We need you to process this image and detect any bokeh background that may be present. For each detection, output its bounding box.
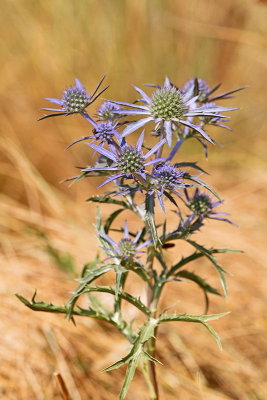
[1,0,267,399]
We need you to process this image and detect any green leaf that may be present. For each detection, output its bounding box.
[75,285,151,316]
[159,312,229,350]
[184,175,221,201]
[87,195,130,209]
[104,208,125,233]
[176,269,221,313]
[66,264,115,319]
[186,240,228,296]
[174,162,208,174]
[176,270,221,296]
[168,247,241,277]
[103,318,159,399]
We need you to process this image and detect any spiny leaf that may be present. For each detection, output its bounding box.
[87,195,130,209]
[174,162,208,174]
[186,240,228,296]
[168,247,242,277]
[103,318,159,399]
[184,175,221,201]
[66,264,115,319]
[104,208,125,233]
[176,270,221,296]
[76,285,151,316]
[159,312,229,350]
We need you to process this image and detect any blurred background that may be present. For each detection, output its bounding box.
[1,0,267,399]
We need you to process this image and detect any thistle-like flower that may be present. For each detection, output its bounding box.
[83,131,165,187]
[111,77,236,146]
[40,76,108,121]
[97,101,121,121]
[182,77,247,104]
[66,120,121,150]
[98,222,148,267]
[185,188,234,224]
[150,162,187,211]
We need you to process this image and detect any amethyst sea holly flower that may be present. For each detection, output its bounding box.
[66,120,121,150]
[182,77,247,104]
[111,77,236,147]
[40,76,108,122]
[83,131,165,187]
[150,162,187,212]
[185,188,234,225]
[98,222,149,267]
[97,101,121,121]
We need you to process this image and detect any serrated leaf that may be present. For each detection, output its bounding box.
[103,318,159,399]
[104,208,125,233]
[87,195,130,209]
[176,269,221,313]
[168,247,241,277]
[119,349,144,400]
[66,264,115,319]
[174,162,208,174]
[175,270,221,296]
[76,285,151,316]
[159,312,229,350]
[184,175,221,201]
[186,240,228,296]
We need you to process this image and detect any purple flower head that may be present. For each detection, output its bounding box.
[182,78,210,102]
[185,188,234,225]
[153,163,185,191]
[149,162,187,212]
[66,120,121,150]
[83,131,165,188]
[97,101,121,121]
[111,77,236,147]
[98,221,149,266]
[40,76,108,121]
[93,121,120,143]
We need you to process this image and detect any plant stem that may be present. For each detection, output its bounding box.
[144,227,159,399]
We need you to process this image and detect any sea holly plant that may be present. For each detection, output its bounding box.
[17,76,245,400]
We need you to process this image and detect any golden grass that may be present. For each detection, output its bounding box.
[1,0,267,398]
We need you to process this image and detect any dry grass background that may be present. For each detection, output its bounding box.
[1,0,267,399]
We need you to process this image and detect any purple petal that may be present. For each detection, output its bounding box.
[208,216,236,225]
[164,121,173,147]
[98,174,123,187]
[208,86,248,101]
[87,143,117,161]
[133,230,142,245]
[115,109,149,115]
[133,86,151,104]
[122,117,153,137]
[157,192,166,213]
[136,130,145,151]
[110,100,148,110]
[124,221,129,239]
[75,78,85,91]
[45,97,62,105]
[177,120,214,144]
[145,138,166,159]
[81,111,97,127]
[144,157,165,166]
[66,136,93,150]
[98,231,118,248]
[163,76,171,88]
[41,107,63,112]
[83,166,118,172]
